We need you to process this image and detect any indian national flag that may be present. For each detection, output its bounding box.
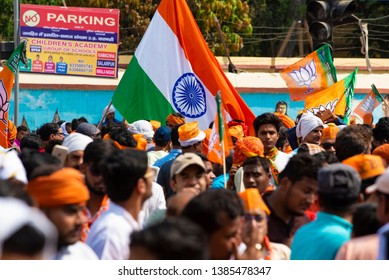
[0,41,26,148]
[280,44,337,101]
[112,0,255,133]
[304,69,357,124]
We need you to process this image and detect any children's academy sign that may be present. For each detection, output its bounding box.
[19,4,120,78]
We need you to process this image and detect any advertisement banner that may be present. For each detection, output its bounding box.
[20,4,119,78]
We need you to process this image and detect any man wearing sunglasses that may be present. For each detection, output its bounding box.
[321,125,339,154]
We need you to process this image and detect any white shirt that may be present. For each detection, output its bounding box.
[147,150,168,166]
[274,150,292,173]
[86,202,141,260]
[53,241,98,260]
[141,182,166,225]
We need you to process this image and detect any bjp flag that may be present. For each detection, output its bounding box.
[304,69,357,124]
[207,92,232,166]
[280,44,337,101]
[352,84,383,124]
[0,41,26,148]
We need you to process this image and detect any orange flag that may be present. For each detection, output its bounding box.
[0,41,26,148]
[352,84,383,124]
[304,69,357,124]
[207,92,232,165]
[280,44,337,101]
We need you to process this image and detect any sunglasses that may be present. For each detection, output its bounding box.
[244,213,265,222]
[322,142,335,149]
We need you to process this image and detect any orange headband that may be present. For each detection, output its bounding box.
[239,188,270,215]
[27,168,89,208]
[233,136,264,165]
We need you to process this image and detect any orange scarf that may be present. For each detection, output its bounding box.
[264,148,280,186]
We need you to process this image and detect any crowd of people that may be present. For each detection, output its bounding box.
[1,102,389,260]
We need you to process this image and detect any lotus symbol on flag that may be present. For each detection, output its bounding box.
[307,99,338,116]
[361,96,375,112]
[288,59,317,93]
[172,73,207,118]
[0,80,9,123]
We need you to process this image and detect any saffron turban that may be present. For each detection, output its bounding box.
[27,168,90,208]
[373,144,389,164]
[296,113,324,140]
[239,188,270,215]
[166,114,185,126]
[343,154,386,180]
[233,136,264,165]
[321,124,340,141]
[228,120,248,136]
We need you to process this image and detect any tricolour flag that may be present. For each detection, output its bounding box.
[304,69,357,124]
[0,41,26,148]
[207,92,232,165]
[352,84,383,124]
[280,44,337,101]
[112,0,255,134]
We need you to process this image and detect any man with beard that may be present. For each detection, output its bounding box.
[295,113,325,149]
[79,139,117,242]
[62,133,93,170]
[26,168,98,259]
[262,153,321,247]
[86,149,153,259]
[36,123,65,153]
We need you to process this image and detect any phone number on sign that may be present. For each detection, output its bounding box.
[211,266,271,276]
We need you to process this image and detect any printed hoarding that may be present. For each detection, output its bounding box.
[20,4,119,78]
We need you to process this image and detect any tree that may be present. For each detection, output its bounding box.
[187,0,253,55]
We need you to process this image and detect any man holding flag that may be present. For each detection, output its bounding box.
[0,41,27,149]
[112,0,255,134]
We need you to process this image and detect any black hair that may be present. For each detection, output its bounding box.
[36,123,60,141]
[105,124,137,148]
[373,117,389,144]
[253,112,282,135]
[19,149,61,180]
[20,134,43,151]
[77,117,88,123]
[130,217,208,260]
[335,125,373,161]
[352,202,381,237]
[2,224,45,258]
[17,126,28,133]
[181,189,244,235]
[101,149,148,202]
[170,124,182,147]
[0,180,34,206]
[275,101,288,114]
[276,126,288,150]
[242,156,271,174]
[71,118,79,131]
[278,153,321,185]
[83,139,118,165]
[313,151,339,165]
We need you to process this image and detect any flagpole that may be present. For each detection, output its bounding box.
[13,0,20,125]
[372,84,389,110]
[97,100,112,129]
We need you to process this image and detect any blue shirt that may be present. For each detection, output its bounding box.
[153,149,182,168]
[211,174,229,189]
[291,212,352,260]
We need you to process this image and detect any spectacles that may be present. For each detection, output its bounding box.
[55,132,65,137]
[322,142,335,149]
[244,213,265,222]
